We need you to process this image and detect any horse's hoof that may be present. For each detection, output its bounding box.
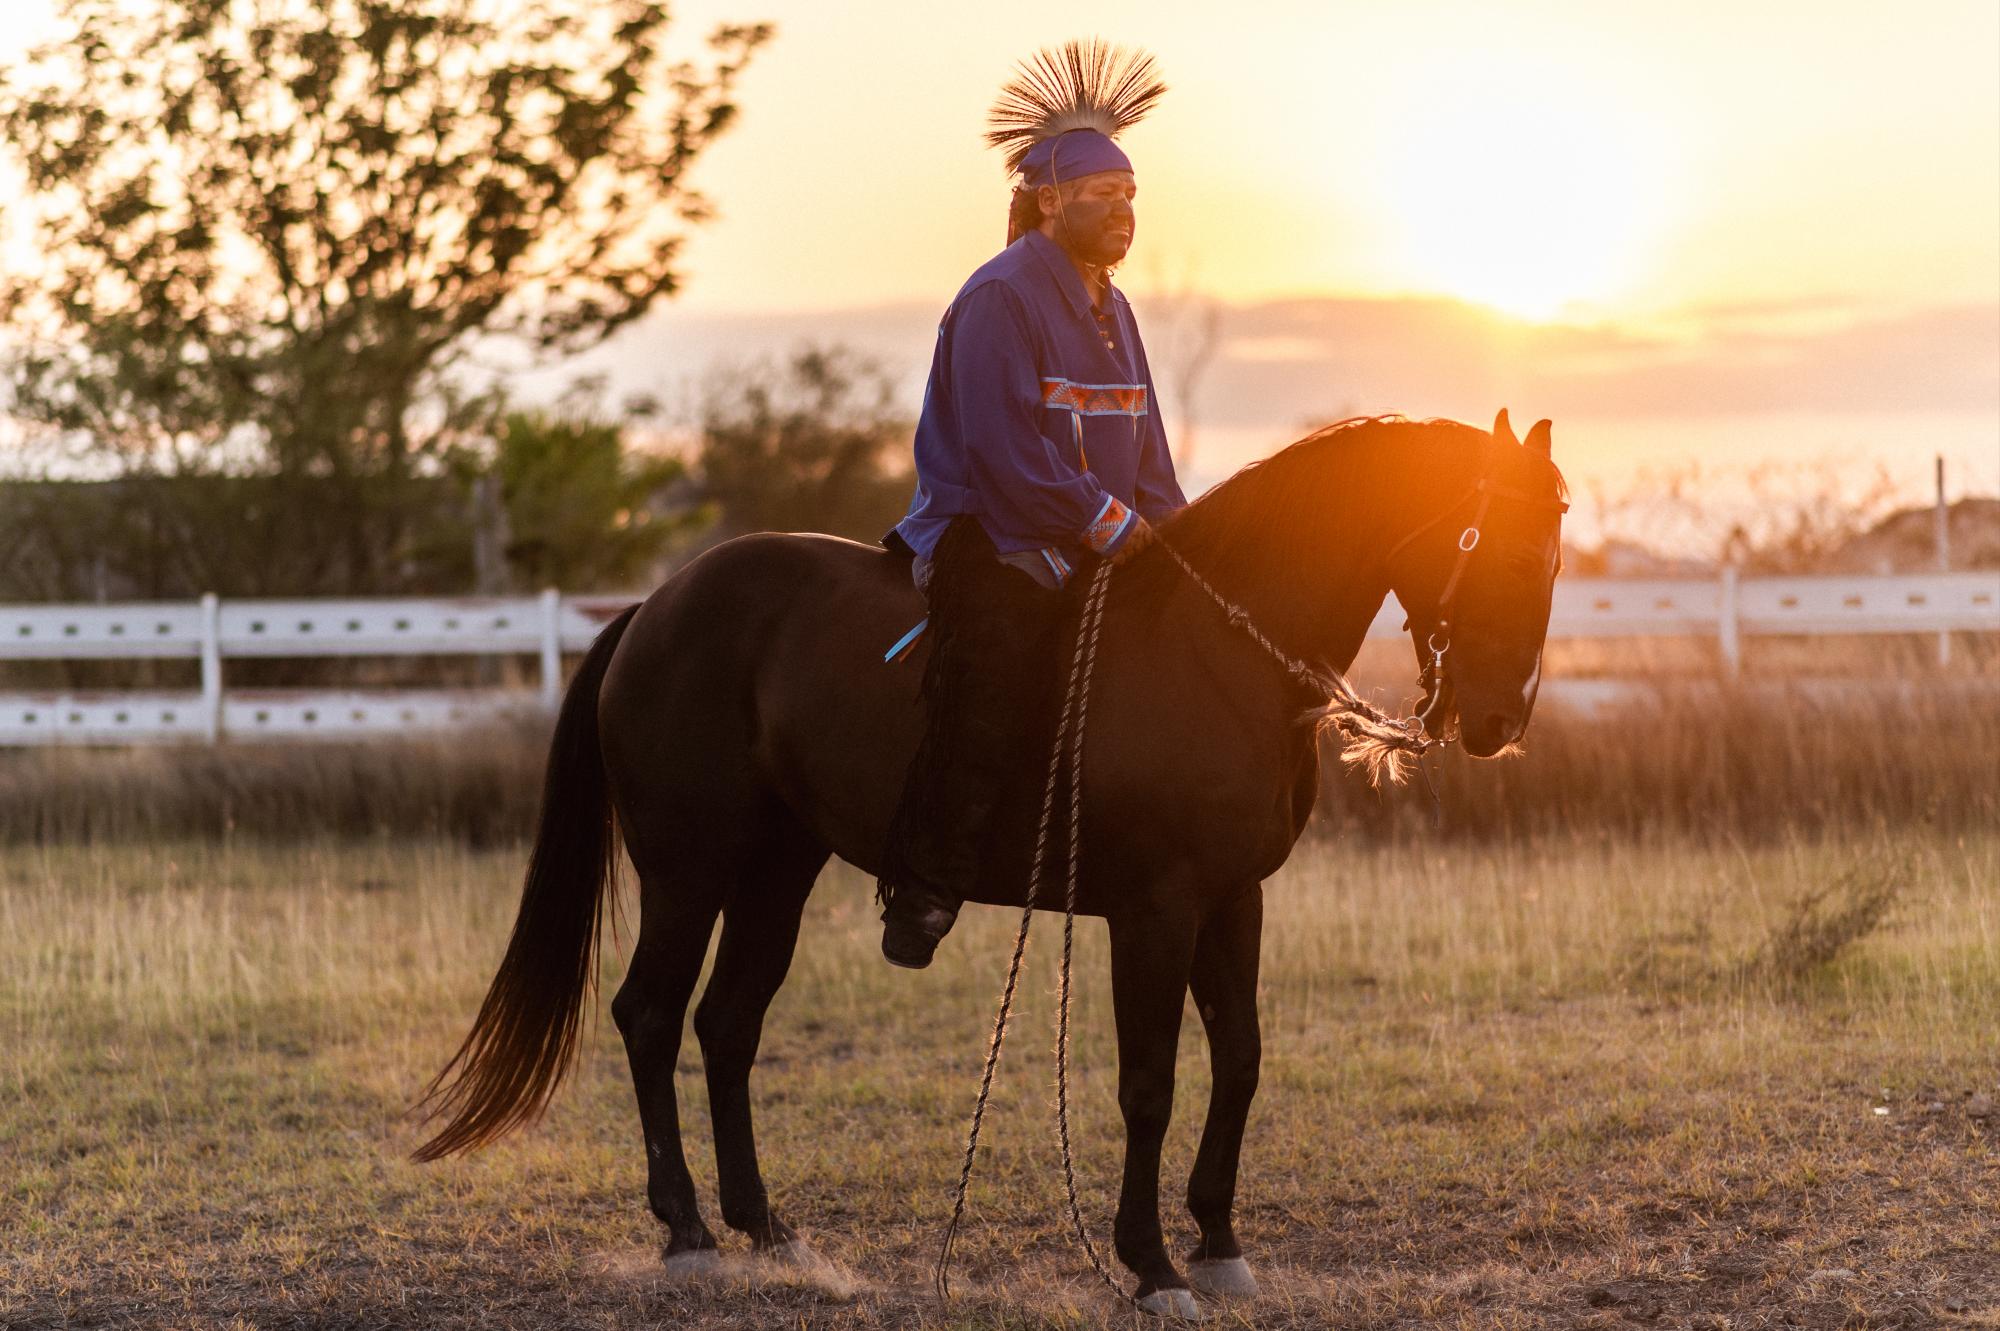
[1187,1257,1260,1299]
[1135,1287,1207,1320]
[661,1247,723,1278]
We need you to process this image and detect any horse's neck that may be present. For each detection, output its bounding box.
[1161,440,1450,676]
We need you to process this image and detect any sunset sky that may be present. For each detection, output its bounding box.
[3,0,1996,522]
[662,0,1997,321]
[591,0,2000,520]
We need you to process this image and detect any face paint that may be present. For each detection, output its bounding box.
[1050,172,1136,268]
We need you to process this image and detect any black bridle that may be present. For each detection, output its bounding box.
[1383,475,1571,736]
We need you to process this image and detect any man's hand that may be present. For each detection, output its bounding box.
[1109,514,1157,566]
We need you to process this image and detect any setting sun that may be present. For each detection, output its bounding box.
[1371,59,1677,320]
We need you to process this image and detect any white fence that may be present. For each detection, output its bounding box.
[0,591,633,745]
[0,571,1993,745]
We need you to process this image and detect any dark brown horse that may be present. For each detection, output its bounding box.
[416,411,1568,1316]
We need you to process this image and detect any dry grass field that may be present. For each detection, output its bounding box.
[3,675,1995,847]
[3,826,1995,1329]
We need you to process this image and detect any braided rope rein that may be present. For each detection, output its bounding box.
[1155,541,1435,784]
[1051,567,1128,1301]
[938,542,1439,1305]
[936,564,1128,1304]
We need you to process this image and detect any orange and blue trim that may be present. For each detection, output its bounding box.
[1040,378,1148,416]
[1083,495,1135,555]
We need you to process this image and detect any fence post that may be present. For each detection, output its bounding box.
[538,589,563,712]
[1718,565,1741,680]
[1936,454,1951,668]
[199,592,223,743]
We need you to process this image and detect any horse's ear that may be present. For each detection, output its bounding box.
[1492,409,1518,446]
[1524,418,1552,455]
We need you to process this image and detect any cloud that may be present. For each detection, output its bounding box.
[1181,297,1999,427]
[1519,303,2000,416]
[554,292,1998,436]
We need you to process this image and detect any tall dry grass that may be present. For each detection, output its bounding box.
[1317,681,1997,841]
[1,683,1988,845]
[0,728,544,845]
[4,832,1990,1072]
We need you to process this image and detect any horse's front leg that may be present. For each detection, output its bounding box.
[1107,897,1201,1315]
[1184,883,1264,1299]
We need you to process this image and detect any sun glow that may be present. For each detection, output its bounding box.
[1371,59,1678,320]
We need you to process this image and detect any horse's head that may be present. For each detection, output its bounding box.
[1388,409,1567,759]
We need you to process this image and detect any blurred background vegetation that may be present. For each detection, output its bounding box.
[0,347,916,600]
[0,0,915,603]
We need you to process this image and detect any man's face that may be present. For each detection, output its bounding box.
[1041,170,1137,267]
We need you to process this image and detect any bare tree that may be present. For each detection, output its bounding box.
[1138,260,1223,476]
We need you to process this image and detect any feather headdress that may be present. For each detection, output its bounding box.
[986,41,1167,179]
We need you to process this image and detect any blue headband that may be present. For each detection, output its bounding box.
[1019,130,1133,189]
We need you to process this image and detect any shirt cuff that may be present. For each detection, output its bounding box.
[1082,495,1136,555]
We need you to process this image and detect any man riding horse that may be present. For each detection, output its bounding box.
[416,34,1574,1313]
[878,45,1184,969]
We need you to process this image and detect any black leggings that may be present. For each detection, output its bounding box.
[881,518,1065,901]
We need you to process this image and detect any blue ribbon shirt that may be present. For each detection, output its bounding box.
[892,229,1187,580]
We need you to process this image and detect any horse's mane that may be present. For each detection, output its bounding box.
[1160,415,1492,587]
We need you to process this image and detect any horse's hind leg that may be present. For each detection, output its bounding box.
[611,867,727,1264]
[692,822,827,1252]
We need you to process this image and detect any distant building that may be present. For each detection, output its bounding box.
[1565,497,1998,578]
[1821,497,1999,575]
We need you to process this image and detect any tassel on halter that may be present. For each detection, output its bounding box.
[1314,706,1429,788]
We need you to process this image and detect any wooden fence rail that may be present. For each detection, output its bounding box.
[0,571,1993,744]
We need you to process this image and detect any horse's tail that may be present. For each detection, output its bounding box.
[412,603,641,1162]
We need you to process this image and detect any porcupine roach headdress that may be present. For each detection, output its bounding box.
[988,41,1166,245]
